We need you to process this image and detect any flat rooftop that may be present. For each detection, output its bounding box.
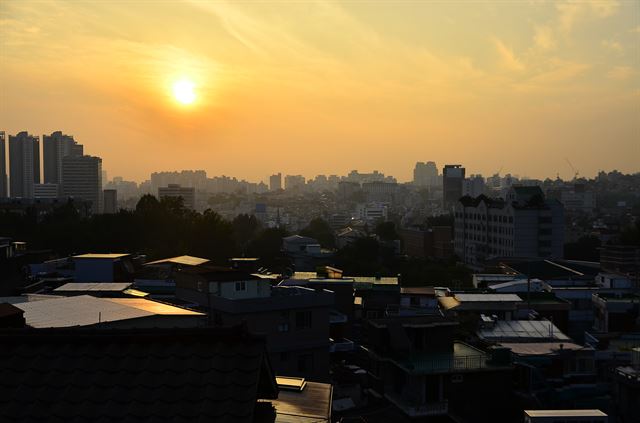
[13,295,204,328]
[54,283,132,292]
[479,320,570,342]
[455,293,522,302]
[525,409,607,417]
[73,253,130,259]
[145,255,209,266]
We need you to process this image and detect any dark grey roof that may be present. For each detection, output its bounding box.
[0,326,278,422]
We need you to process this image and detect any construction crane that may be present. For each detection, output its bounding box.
[564,158,579,181]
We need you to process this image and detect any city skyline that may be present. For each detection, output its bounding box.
[1,1,638,182]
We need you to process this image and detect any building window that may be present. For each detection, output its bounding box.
[451,374,464,383]
[278,311,290,332]
[235,281,247,291]
[296,311,312,330]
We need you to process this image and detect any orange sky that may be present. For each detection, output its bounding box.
[1,1,639,183]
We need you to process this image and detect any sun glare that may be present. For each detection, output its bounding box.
[172,79,196,105]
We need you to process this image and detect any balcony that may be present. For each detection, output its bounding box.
[383,342,510,374]
[385,392,448,417]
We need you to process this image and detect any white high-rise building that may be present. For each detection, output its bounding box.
[62,155,103,213]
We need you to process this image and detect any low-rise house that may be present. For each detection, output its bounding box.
[72,253,137,282]
[135,255,209,296]
[592,293,640,334]
[363,315,515,422]
[438,293,523,321]
[612,347,640,423]
[176,265,334,381]
[53,282,145,298]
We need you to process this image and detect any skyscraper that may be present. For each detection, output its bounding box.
[103,189,117,214]
[43,131,83,192]
[413,161,438,187]
[62,155,103,213]
[0,131,6,198]
[269,173,282,191]
[9,131,40,198]
[442,164,465,210]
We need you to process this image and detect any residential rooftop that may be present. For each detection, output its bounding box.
[145,255,210,266]
[73,253,131,259]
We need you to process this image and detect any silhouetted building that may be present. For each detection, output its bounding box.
[158,184,195,210]
[442,164,465,210]
[62,155,103,213]
[269,172,282,191]
[103,189,117,213]
[8,131,40,198]
[34,183,59,199]
[43,131,83,193]
[0,131,6,198]
[284,174,305,191]
[413,161,438,187]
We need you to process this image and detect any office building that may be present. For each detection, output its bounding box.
[8,131,40,198]
[158,184,195,210]
[454,186,564,267]
[103,189,117,213]
[413,161,438,187]
[43,131,83,192]
[269,173,282,191]
[442,164,465,210]
[0,131,6,198]
[62,155,103,213]
[34,183,59,199]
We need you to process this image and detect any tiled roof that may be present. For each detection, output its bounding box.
[0,326,278,422]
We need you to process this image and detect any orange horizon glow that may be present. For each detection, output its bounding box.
[0,1,638,183]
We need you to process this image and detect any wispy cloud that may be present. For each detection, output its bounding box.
[493,37,525,71]
[601,39,623,52]
[607,66,635,80]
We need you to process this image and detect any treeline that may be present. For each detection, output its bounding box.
[1,196,471,286]
[0,195,287,265]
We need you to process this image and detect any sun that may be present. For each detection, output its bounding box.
[172,79,196,105]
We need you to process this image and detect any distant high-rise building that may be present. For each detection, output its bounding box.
[0,131,6,198]
[463,174,485,198]
[43,131,83,193]
[413,161,438,187]
[269,173,282,191]
[158,184,195,210]
[103,189,117,214]
[9,131,40,198]
[62,155,103,213]
[34,183,59,199]
[442,164,465,210]
[284,175,305,191]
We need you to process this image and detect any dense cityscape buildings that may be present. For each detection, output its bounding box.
[8,131,40,199]
[1,131,639,422]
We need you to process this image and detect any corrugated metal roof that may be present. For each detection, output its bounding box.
[145,255,210,266]
[479,320,569,341]
[73,253,130,259]
[54,283,132,292]
[13,295,204,328]
[524,409,606,417]
[455,293,522,302]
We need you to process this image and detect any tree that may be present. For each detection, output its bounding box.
[300,218,335,248]
[375,221,399,242]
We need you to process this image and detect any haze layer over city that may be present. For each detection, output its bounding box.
[1,1,639,182]
[1,2,640,423]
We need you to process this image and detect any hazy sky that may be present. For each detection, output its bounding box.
[1,0,638,183]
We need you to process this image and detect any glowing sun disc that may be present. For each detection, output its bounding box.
[173,79,196,104]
